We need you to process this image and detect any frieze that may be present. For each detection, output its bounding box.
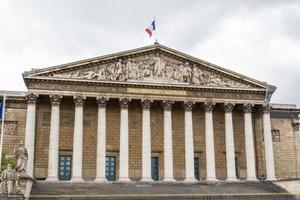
[43,53,253,89]
[27,82,265,101]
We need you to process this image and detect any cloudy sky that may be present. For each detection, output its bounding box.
[0,0,299,106]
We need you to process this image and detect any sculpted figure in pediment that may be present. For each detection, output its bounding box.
[140,61,153,77]
[207,73,225,86]
[192,67,206,85]
[126,58,140,80]
[153,56,166,77]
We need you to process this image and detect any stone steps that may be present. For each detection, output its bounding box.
[30,181,299,200]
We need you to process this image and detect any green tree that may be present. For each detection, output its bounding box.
[1,150,16,171]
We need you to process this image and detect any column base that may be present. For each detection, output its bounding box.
[225,177,239,182]
[163,177,176,182]
[45,176,59,182]
[206,177,219,182]
[71,177,84,182]
[94,177,108,183]
[184,177,198,183]
[246,177,259,181]
[118,177,131,182]
[141,177,153,182]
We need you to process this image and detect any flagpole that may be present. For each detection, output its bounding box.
[154,16,158,43]
[0,93,6,169]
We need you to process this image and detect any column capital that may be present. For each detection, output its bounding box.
[204,101,215,112]
[163,100,174,111]
[26,93,38,104]
[184,101,195,111]
[120,97,131,109]
[224,102,235,113]
[97,97,109,108]
[261,103,272,113]
[50,94,62,106]
[74,95,86,107]
[141,99,153,110]
[243,103,254,113]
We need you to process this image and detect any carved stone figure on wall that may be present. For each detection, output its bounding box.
[14,142,28,176]
[207,73,225,86]
[115,59,125,81]
[126,59,140,80]
[153,56,166,77]
[83,70,97,80]
[0,164,19,195]
[192,67,205,85]
[95,67,107,80]
[179,62,191,83]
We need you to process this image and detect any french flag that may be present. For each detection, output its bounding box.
[145,20,156,37]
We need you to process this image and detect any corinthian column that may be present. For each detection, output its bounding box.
[163,100,175,182]
[224,103,237,181]
[46,95,62,181]
[141,99,153,182]
[24,93,38,177]
[204,101,218,181]
[184,101,197,182]
[118,97,131,182]
[95,97,108,182]
[262,104,276,181]
[243,103,257,181]
[71,95,85,182]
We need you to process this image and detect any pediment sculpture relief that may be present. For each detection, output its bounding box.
[48,55,251,88]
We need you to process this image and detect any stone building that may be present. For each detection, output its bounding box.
[1,43,300,183]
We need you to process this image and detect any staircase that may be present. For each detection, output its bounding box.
[30,181,298,200]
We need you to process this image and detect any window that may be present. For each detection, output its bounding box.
[59,155,72,181]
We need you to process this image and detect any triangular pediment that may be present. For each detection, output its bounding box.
[23,44,267,90]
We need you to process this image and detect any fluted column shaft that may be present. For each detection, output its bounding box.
[163,100,175,182]
[204,102,218,181]
[24,93,38,177]
[141,99,153,182]
[118,98,131,182]
[262,104,276,180]
[71,96,85,182]
[95,97,108,182]
[184,101,197,182]
[243,104,257,181]
[46,95,62,181]
[224,103,237,181]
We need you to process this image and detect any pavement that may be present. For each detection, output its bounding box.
[30,181,299,200]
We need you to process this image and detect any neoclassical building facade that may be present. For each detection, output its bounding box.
[1,44,300,183]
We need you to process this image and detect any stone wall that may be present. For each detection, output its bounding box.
[271,116,298,179]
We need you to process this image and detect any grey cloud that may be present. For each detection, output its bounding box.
[0,0,299,106]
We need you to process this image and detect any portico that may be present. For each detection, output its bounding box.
[25,93,276,182]
[21,43,278,182]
